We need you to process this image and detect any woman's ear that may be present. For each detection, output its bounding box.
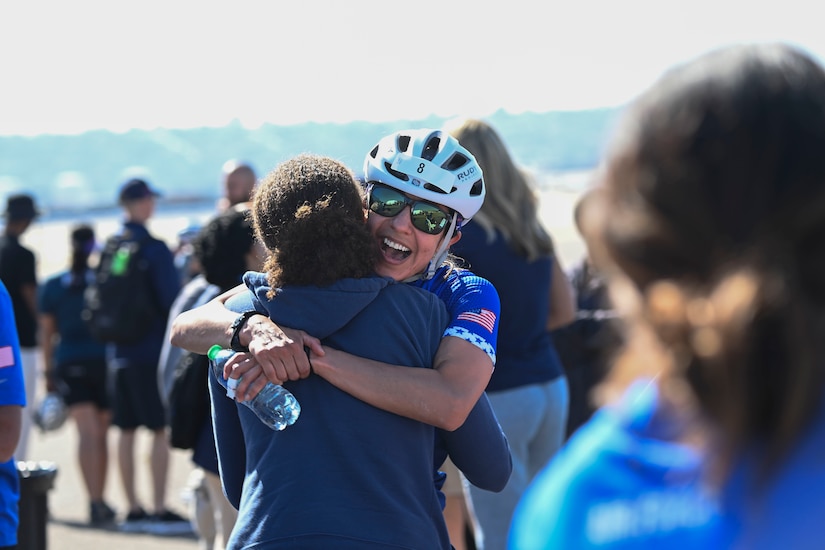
[449,230,462,247]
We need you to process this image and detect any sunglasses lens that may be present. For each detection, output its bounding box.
[411,203,449,235]
[369,186,406,217]
[368,185,450,235]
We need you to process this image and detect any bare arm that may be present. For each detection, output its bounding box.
[184,283,493,430]
[169,284,244,354]
[21,282,38,330]
[547,255,576,331]
[39,313,58,393]
[170,283,322,378]
[0,405,21,462]
[235,335,493,431]
[318,337,492,430]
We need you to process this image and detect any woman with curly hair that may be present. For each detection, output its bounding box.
[211,154,509,549]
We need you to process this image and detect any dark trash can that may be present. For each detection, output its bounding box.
[17,461,58,550]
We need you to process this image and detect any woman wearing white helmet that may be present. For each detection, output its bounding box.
[172,128,499,433]
[363,128,485,281]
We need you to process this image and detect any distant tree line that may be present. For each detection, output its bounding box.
[0,108,620,211]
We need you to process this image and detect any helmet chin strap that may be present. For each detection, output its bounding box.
[402,213,459,283]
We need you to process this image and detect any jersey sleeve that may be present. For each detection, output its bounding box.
[439,391,512,491]
[0,282,26,406]
[414,267,500,366]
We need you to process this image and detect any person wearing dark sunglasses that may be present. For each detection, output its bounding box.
[171,129,503,547]
[203,154,508,548]
[172,128,497,433]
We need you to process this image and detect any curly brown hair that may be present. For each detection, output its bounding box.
[252,154,377,296]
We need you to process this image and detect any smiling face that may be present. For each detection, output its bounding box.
[366,188,461,281]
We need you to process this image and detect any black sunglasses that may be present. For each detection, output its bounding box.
[367,184,452,235]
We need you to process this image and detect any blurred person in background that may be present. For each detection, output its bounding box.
[159,208,263,549]
[172,221,203,285]
[216,160,257,213]
[510,42,825,549]
[38,224,115,525]
[551,188,623,439]
[0,193,41,461]
[446,118,575,550]
[105,178,188,534]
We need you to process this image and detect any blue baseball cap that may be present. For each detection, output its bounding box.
[119,178,161,204]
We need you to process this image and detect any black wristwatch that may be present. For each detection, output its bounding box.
[230,310,264,352]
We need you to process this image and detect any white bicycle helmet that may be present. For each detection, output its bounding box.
[364,128,485,222]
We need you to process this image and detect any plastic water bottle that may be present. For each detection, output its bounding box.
[207,345,301,431]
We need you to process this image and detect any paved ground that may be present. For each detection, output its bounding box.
[25,420,200,550]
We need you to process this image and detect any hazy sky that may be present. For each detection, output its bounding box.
[1,0,822,136]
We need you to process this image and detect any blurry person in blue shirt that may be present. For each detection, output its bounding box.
[510,42,825,550]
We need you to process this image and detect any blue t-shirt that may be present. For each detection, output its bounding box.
[0,280,26,546]
[38,270,106,365]
[509,379,825,550]
[451,224,564,391]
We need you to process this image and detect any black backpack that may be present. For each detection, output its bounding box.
[83,233,158,344]
[168,350,210,450]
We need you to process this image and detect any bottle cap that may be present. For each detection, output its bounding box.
[207,345,223,360]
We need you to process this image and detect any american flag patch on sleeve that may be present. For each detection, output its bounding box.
[0,346,14,368]
[456,308,497,333]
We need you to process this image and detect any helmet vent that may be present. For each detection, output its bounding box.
[397,135,411,152]
[369,145,379,159]
[422,135,441,161]
[384,161,410,182]
[423,183,450,195]
[470,179,484,196]
[442,153,469,171]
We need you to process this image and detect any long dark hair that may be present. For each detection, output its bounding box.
[68,224,95,288]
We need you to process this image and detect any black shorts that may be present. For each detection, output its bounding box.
[110,362,167,430]
[55,358,110,409]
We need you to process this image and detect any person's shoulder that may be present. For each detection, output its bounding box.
[429,265,495,290]
[40,272,70,296]
[386,277,444,304]
[42,270,68,287]
[448,268,499,301]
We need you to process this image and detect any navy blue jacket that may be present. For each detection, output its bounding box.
[213,273,509,548]
[109,222,180,366]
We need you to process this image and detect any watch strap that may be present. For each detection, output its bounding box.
[230,310,264,352]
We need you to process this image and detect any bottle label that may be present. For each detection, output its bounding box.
[226,377,239,399]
